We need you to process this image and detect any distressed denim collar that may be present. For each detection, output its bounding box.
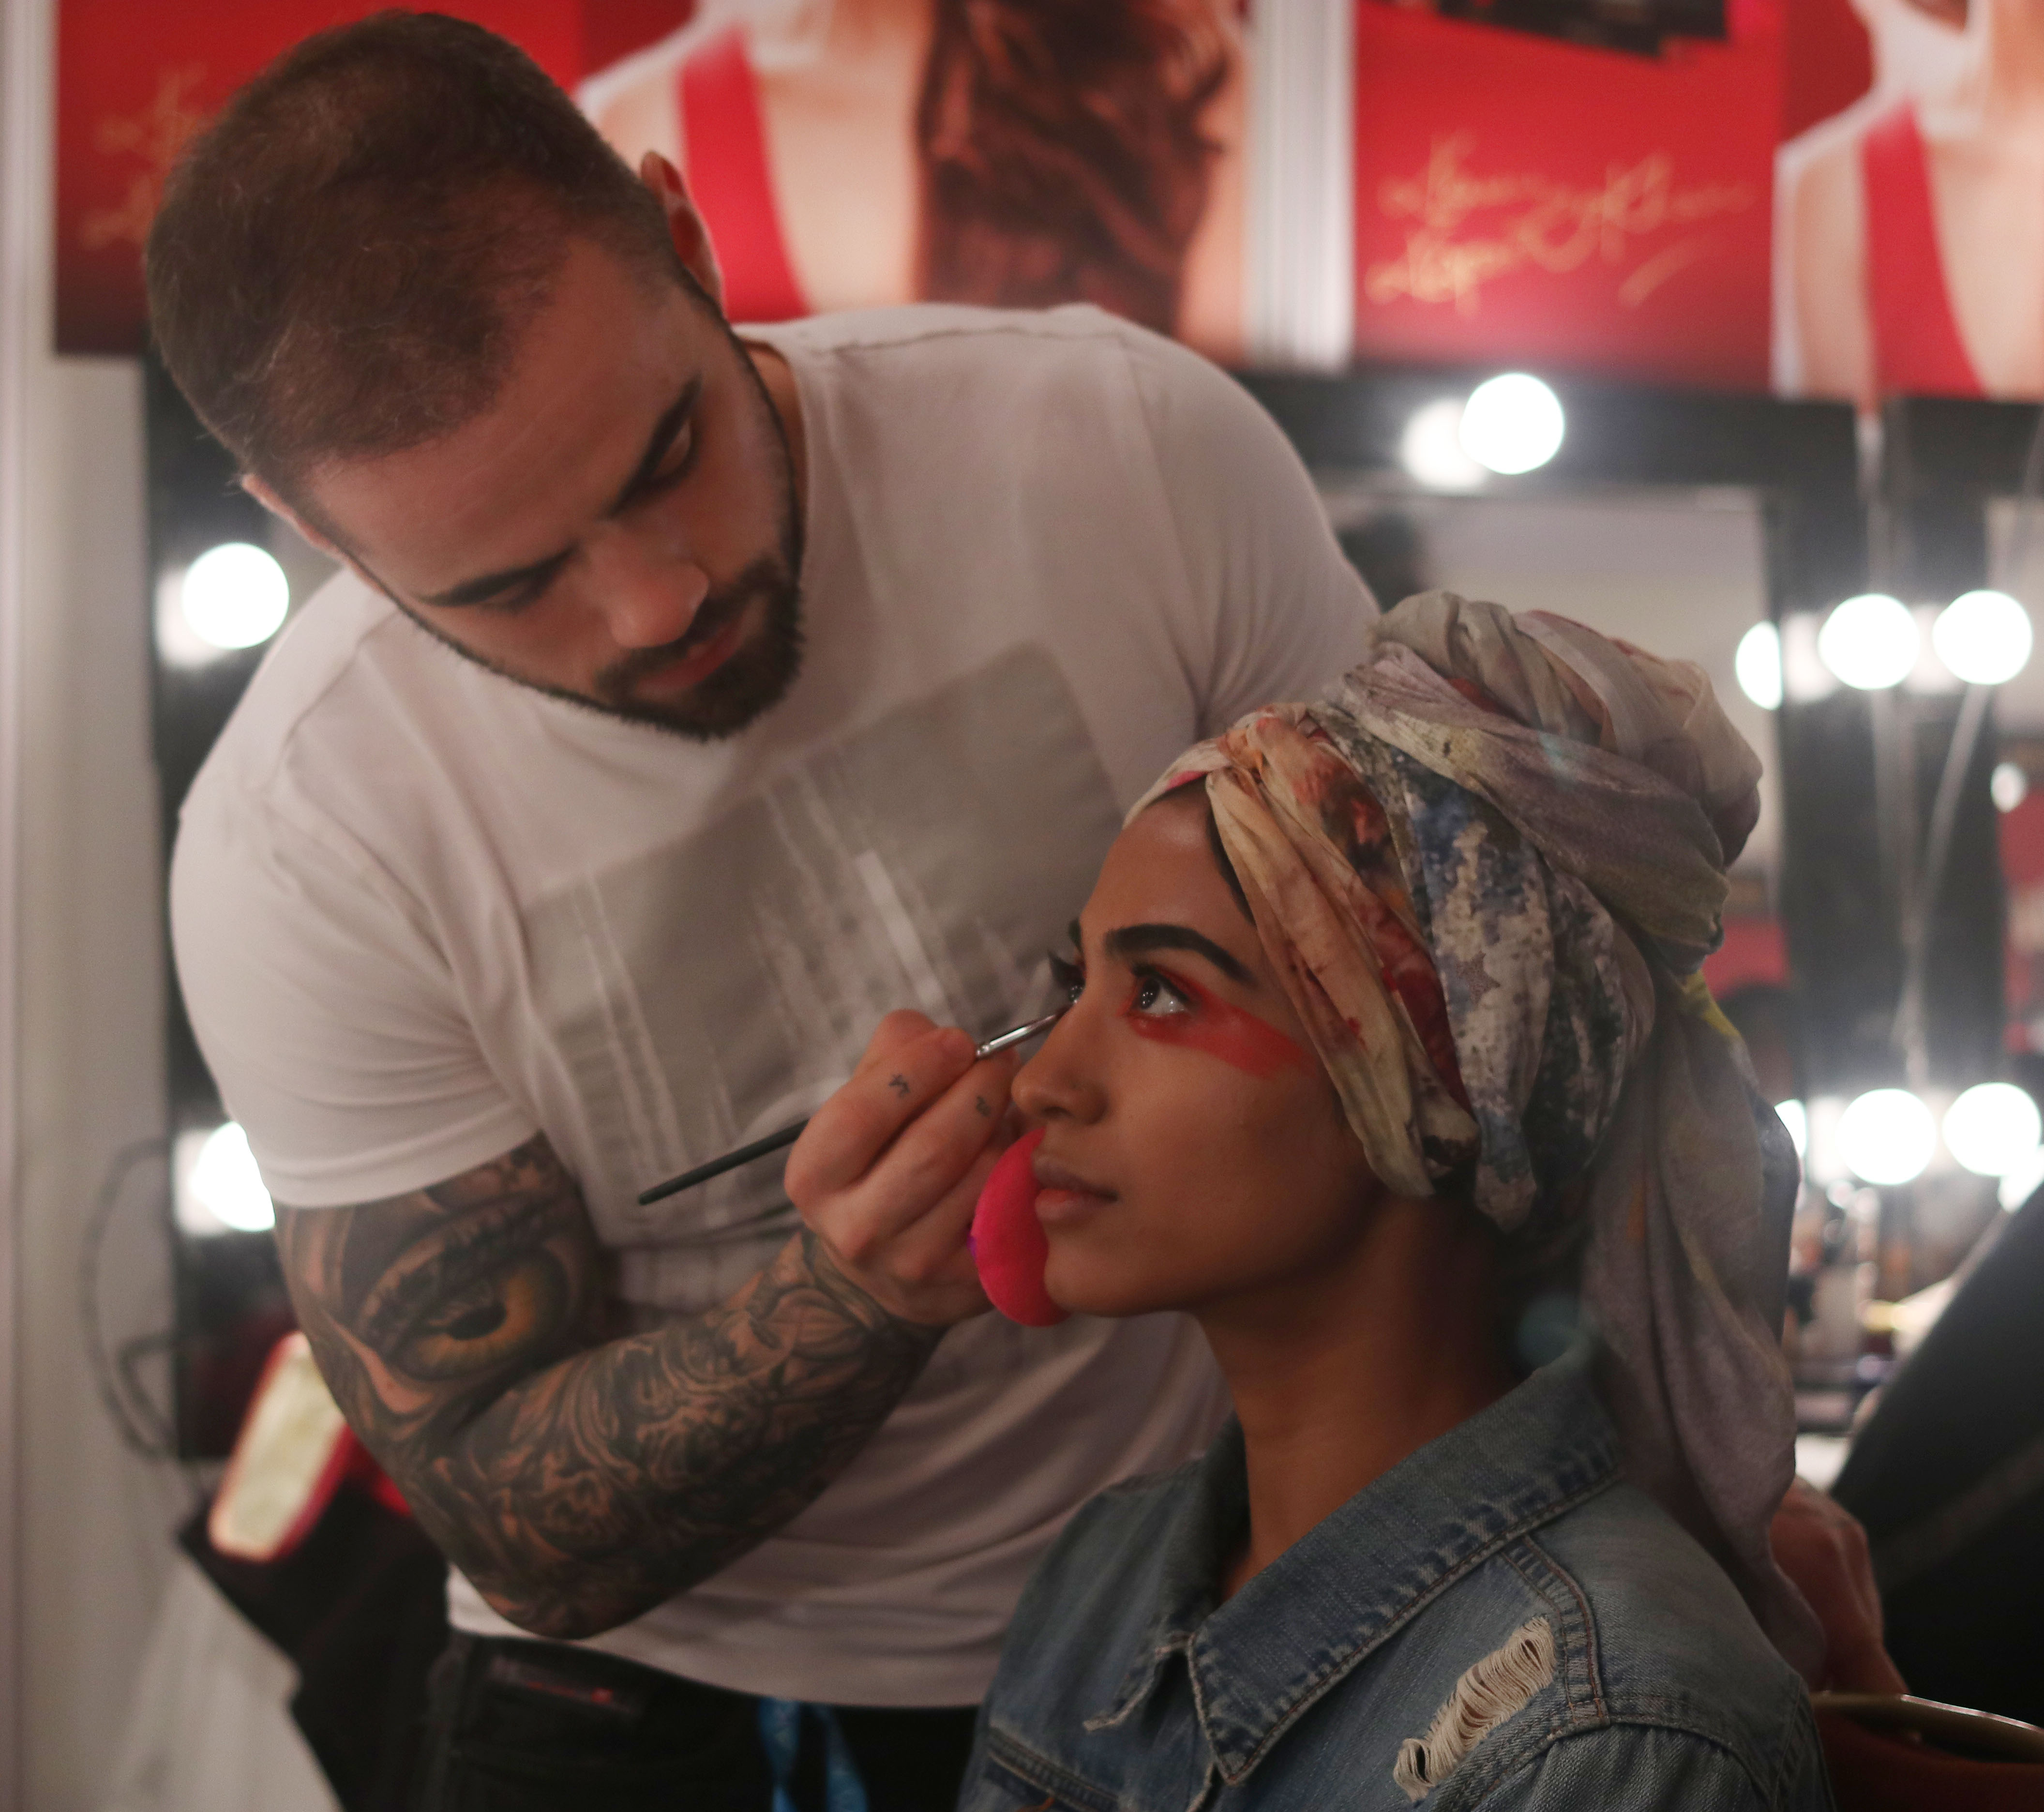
[1085,1346,1620,1786]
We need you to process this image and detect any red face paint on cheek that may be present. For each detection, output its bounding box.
[1122,970,1314,1078]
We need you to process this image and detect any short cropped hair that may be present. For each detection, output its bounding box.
[146,11,682,499]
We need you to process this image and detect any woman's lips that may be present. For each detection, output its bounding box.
[1032,1151,1116,1224]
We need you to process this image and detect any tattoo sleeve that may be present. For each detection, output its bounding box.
[272,1133,944,1640]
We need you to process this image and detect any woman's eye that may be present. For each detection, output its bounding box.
[1130,968,1192,1019]
[1047,952,1084,1005]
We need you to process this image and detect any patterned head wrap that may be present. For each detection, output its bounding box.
[1131,592,1820,1676]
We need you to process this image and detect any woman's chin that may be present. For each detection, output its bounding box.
[1041,1247,1187,1321]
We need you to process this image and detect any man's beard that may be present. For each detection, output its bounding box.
[587,551,804,740]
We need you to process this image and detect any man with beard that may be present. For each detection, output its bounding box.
[151,15,1367,1808]
[151,15,1897,1810]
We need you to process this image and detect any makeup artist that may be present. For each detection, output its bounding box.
[149,15,1368,1806]
[147,15,1897,1810]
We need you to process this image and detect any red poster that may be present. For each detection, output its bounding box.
[69,0,2019,406]
[1352,1,1783,389]
[54,0,1249,360]
[54,2,691,355]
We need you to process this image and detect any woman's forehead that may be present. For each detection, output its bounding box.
[1090,798,1253,950]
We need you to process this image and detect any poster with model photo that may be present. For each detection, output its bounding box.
[53,0,1256,363]
[1775,0,2044,403]
[578,0,1252,361]
[59,0,1999,400]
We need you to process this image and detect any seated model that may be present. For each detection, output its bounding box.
[959,594,1833,1810]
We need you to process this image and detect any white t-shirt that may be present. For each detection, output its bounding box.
[172,304,1375,1705]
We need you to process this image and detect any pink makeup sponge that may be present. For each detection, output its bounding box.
[970,1127,1068,1328]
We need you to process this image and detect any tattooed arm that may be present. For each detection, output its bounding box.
[273,1012,1009,1640]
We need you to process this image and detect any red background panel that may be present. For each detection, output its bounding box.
[55,1,596,354]
[56,0,1882,376]
[1352,3,1784,389]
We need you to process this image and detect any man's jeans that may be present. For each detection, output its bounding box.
[414,1633,977,1812]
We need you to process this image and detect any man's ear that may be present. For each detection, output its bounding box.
[240,473,384,597]
[240,472,345,557]
[639,151,725,313]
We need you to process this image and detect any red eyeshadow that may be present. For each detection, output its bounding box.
[1121,968,1314,1079]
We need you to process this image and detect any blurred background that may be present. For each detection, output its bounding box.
[9,0,2044,1805]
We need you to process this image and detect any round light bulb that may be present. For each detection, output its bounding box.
[1400,397,1485,490]
[1942,1082,2042,1177]
[1993,761,2029,812]
[180,543,289,651]
[1836,1087,1937,1185]
[1735,621,1784,710]
[1773,1098,1808,1162]
[1458,373,1565,476]
[1818,593,1919,691]
[190,1122,275,1233]
[1932,589,2033,686]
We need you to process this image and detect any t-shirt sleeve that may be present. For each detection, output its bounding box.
[170,784,537,1208]
[1123,329,1377,736]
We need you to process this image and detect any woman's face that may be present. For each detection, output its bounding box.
[1012,789,1381,1322]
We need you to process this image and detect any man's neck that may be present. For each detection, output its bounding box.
[744,339,810,524]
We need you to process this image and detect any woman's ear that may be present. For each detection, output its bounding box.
[639,151,725,313]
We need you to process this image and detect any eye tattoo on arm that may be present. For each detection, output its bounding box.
[273,1132,943,1641]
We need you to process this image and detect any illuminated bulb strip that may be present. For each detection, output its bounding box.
[1735,622,1783,710]
[1836,1087,1936,1185]
[1933,590,2033,687]
[1400,397,1485,490]
[1943,1082,2042,1178]
[1818,594,1918,692]
[180,543,289,652]
[1458,374,1564,476]
[190,1122,275,1233]
[1773,1098,1808,1161]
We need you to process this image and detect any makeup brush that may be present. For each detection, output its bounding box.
[635,1008,1067,1206]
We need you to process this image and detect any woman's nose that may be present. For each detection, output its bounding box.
[1012,1006,1107,1125]
[586,526,711,649]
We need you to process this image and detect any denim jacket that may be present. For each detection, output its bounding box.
[962,1347,1833,1812]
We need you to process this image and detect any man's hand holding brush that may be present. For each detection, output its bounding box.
[785,1009,1019,1327]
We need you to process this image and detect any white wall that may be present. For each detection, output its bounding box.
[0,0,28,1792]
[5,0,196,1802]
[18,353,190,1812]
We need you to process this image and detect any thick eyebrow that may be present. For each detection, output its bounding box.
[417,375,703,609]
[1100,922,1255,987]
